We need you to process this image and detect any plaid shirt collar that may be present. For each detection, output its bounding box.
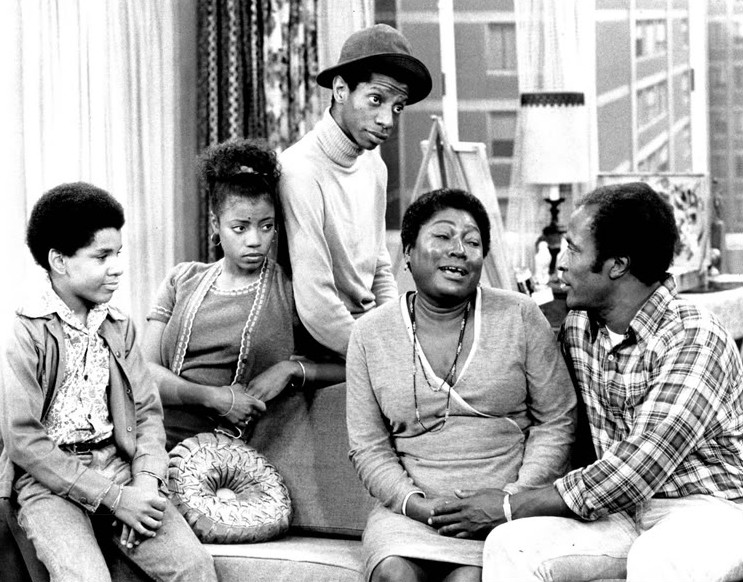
[585,274,676,344]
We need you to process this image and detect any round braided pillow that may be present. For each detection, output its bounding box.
[168,432,292,543]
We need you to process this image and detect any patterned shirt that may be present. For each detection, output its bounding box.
[555,276,743,521]
[41,282,114,445]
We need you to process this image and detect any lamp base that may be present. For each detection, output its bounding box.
[536,197,566,282]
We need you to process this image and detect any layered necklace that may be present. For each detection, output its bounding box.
[408,292,471,433]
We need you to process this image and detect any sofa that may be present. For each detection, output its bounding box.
[3,382,375,582]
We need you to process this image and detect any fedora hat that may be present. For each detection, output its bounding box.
[317,24,432,105]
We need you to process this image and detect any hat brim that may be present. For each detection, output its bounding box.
[317,53,433,106]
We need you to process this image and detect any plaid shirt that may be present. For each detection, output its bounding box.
[555,276,743,521]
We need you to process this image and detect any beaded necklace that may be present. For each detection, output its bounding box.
[408,292,471,433]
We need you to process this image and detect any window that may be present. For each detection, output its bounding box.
[709,22,726,49]
[711,155,726,180]
[735,21,743,47]
[711,114,728,135]
[486,23,516,73]
[639,143,670,173]
[636,19,667,58]
[637,81,668,127]
[489,112,517,158]
[679,18,689,50]
[735,111,743,135]
[710,66,727,89]
[735,66,743,89]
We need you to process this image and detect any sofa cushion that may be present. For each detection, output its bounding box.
[249,383,374,536]
[206,535,364,582]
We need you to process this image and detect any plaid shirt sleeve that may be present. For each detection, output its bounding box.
[556,309,742,521]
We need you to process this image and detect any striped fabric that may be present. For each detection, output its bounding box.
[556,276,743,521]
[196,0,322,262]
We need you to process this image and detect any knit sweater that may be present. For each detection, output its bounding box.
[279,109,397,357]
[347,288,577,512]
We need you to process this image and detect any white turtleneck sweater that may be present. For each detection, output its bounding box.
[279,109,398,358]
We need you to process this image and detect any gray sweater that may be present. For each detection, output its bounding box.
[347,288,577,512]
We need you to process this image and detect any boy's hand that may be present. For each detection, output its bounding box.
[113,484,166,548]
[116,473,164,548]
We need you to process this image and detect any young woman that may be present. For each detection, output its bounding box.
[143,139,344,449]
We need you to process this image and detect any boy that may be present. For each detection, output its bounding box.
[0,183,217,581]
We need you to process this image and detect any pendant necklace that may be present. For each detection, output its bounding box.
[408,292,471,433]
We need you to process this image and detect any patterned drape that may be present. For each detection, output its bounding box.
[196,0,322,261]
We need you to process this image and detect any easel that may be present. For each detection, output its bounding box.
[394,116,516,292]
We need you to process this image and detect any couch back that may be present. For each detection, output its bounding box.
[249,383,374,537]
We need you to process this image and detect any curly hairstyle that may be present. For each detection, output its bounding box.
[26,182,125,271]
[580,181,679,285]
[198,139,281,217]
[401,188,491,257]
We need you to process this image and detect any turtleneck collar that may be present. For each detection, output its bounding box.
[317,108,364,168]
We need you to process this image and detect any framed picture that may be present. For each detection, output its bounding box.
[596,173,709,290]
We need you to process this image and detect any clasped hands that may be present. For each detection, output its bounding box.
[408,488,509,540]
[112,473,166,549]
[220,361,301,427]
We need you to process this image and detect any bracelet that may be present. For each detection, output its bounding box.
[218,385,236,417]
[110,484,124,514]
[401,490,426,517]
[294,360,306,389]
[503,493,513,522]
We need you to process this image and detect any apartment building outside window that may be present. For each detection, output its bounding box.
[711,65,727,88]
[712,113,728,136]
[486,23,517,73]
[735,21,743,47]
[637,81,668,127]
[636,19,667,58]
[489,111,517,159]
[638,143,670,172]
[735,111,743,135]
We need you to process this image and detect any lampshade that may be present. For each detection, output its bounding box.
[519,92,590,185]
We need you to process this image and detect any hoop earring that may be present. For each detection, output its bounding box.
[210,232,221,246]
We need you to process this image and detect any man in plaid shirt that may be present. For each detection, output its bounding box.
[429,182,743,581]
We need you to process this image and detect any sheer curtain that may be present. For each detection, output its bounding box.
[1,0,196,333]
[505,0,598,271]
[316,0,374,72]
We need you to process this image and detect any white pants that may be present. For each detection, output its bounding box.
[483,495,743,582]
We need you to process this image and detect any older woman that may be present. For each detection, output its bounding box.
[347,188,576,582]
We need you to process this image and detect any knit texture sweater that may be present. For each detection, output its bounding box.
[347,288,576,512]
[279,109,397,357]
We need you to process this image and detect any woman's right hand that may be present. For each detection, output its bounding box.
[214,384,266,425]
[404,493,451,525]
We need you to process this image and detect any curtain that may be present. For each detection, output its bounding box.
[504,0,598,272]
[197,0,322,261]
[316,0,374,72]
[1,0,195,333]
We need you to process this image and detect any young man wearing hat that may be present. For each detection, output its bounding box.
[279,24,432,359]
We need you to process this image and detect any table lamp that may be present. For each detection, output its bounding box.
[520,91,590,279]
